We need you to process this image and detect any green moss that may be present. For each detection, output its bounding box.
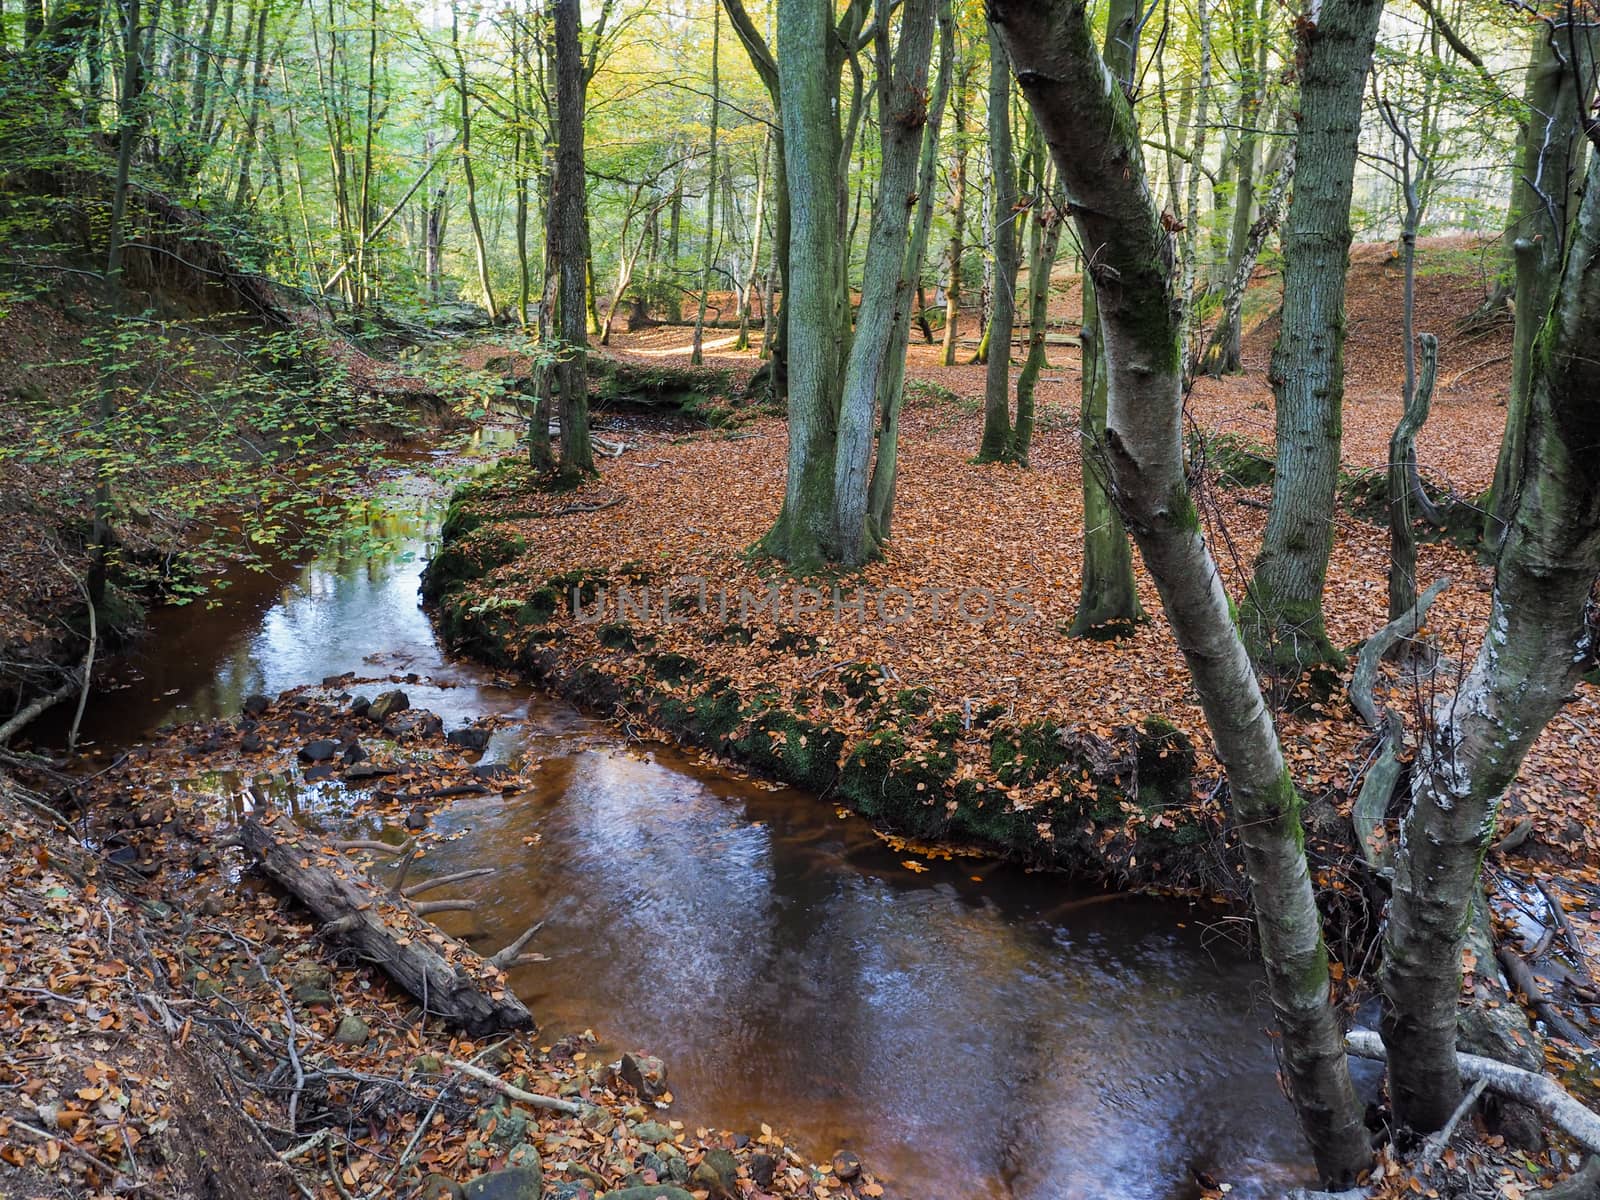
[421,523,528,602]
[1201,433,1275,488]
[644,651,699,684]
[990,721,1073,788]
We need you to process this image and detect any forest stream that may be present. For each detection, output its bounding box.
[44,420,1322,1200]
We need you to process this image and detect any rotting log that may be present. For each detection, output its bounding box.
[238,815,533,1036]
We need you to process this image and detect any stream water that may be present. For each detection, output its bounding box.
[58,423,1317,1199]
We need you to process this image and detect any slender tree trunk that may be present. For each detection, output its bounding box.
[939,69,969,367]
[452,0,497,321]
[1176,0,1212,364]
[975,21,1018,463]
[993,3,1373,1185]
[1197,135,1294,377]
[1382,137,1600,1133]
[691,0,722,365]
[1012,116,1063,466]
[1242,0,1387,675]
[736,135,770,351]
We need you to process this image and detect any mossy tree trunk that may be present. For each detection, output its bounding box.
[1382,136,1600,1133]
[1242,0,1386,676]
[551,0,593,482]
[867,0,953,541]
[830,0,938,563]
[992,1,1372,1184]
[1069,0,1145,637]
[759,0,851,570]
[974,21,1019,463]
[1484,17,1596,544]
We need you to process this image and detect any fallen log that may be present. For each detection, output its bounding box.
[238,815,533,1036]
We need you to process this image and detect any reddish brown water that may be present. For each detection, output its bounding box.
[60,423,1320,1199]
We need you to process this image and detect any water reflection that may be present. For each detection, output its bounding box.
[421,745,1311,1199]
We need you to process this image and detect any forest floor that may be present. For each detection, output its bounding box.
[435,235,1596,882]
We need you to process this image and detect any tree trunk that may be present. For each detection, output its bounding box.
[1381,124,1600,1136]
[1484,18,1596,544]
[691,0,722,365]
[1197,135,1293,378]
[974,20,1018,463]
[757,0,845,570]
[939,65,969,368]
[1243,0,1386,676]
[551,0,593,481]
[829,0,935,563]
[866,0,952,542]
[453,0,498,320]
[1012,117,1064,467]
[994,2,1373,1184]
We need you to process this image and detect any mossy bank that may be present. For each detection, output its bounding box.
[423,461,1241,897]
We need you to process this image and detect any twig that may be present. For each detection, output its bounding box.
[411,898,479,915]
[403,868,494,898]
[330,838,411,856]
[1415,1078,1489,1171]
[443,1058,583,1114]
[489,920,545,970]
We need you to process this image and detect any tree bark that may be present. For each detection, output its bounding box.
[551,0,593,481]
[1484,17,1596,544]
[993,2,1373,1184]
[691,0,722,366]
[1242,0,1386,675]
[974,20,1018,463]
[1381,129,1600,1134]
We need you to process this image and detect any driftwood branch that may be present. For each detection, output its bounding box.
[403,868,495,897]
[1346,1029,1600,1152]
[0,678,78,746]
[1498,947,1594,1048]
[238,816,531,1035]
[444,1057,582,1115]
[490,920,545,970]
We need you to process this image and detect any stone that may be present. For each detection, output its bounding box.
[629,1122,673,1145]
[299,739,337,763]
[578,1107,615,1137]
[448,727,492,751]
[350,695,372,717]
[415,1173,464,1200]
[411,1054,444,1076]
[342,741,368,765]
[830,1151,861,1182]
[333,1014,370,1046]
[242,694,271,716]
[322,673,351,688]
[303,764,334,782]
[293,983,334,1007]
[406,806,430,832]
[748,1153,776,1189]
[599,1190,695,1200]
[369,690,410,721]
[461,1165,543,1200]
[240,731,264,753]
[689,1148,737,1198]
[618,1053,666,1100]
